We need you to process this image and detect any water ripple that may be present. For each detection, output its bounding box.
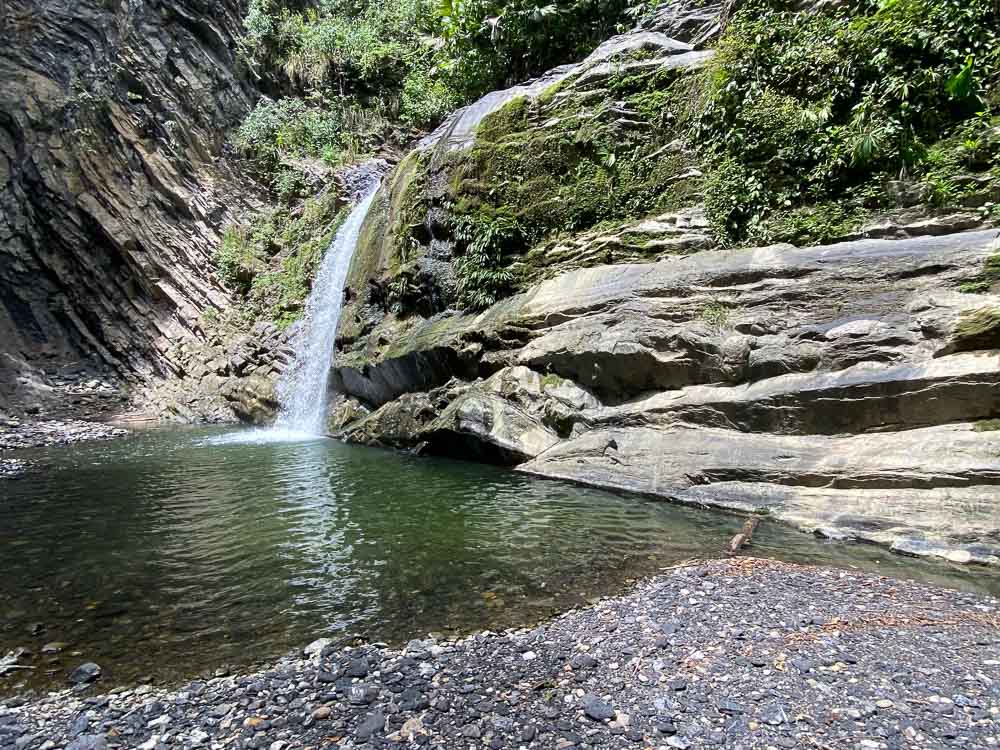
[2,425,997,697]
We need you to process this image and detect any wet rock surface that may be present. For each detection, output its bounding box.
[4,559,999,749]
[138,322,289,424]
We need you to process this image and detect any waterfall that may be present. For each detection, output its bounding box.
[272,182,379,436]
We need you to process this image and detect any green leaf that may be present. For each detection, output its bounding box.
[946,55,976,99]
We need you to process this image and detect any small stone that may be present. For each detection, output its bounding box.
[718,699,746,715]
[303,638,332,658]
[66,736,107,750]
[356,710,385,740]
[70,713,90,735]
[311,706,332,720]
[791,658,814,673]
[147,715,171,730]
[760,705,786,726]
[69,662,102,684]
[346,657,369,677]
[875,699,894,709]
[582,694,615,721]
[211,703,234,718]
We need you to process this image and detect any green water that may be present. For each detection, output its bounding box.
[1,426,997,697]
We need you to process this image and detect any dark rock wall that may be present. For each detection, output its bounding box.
[0,0,259,398]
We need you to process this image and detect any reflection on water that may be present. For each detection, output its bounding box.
[2,426,997,696]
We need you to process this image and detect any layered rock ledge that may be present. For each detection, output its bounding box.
[334,225,1000,564]
[4,559,998,749]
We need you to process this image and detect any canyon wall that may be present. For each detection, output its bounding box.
[0,0,259,412]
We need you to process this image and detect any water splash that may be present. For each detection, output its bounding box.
[272,182,379,436]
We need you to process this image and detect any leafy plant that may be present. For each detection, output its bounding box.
[697,0,1000,243]
[214,225,261,293]
[452,213,523,309]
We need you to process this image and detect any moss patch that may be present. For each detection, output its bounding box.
[409,60,709,307]
[950,306,1000,352]
[959,250,1000,294]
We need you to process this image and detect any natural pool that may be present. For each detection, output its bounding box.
[2,426,998,697]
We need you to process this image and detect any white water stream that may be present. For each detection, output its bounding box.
[271,182,379,436]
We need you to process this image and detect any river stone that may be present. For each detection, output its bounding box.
[303,638,333,658]
[65,736,107,750]
[356,710,385,739]
[582,694,615,721]
[346,657,369,677]
[68,662,101,684]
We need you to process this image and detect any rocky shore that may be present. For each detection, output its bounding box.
[0,420,129,452]
[0,419,129,480]
[3,559,997,750]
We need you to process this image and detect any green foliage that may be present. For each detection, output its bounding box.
[214,190,348,327]
[233,96,388,174]
[214,225,265,294]
[698,0,1000,244]
[699,301,731,329]
[921,114,1000,210]
[762,203,868,246]
[235,1,637,183]
[451,212,522,309]
[434,0,632,96]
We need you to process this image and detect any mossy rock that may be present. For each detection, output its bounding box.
[351,46,713,317]
[948,306,1000,352]
[959,251,1000,294]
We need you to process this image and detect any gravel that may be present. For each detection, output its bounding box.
[0,458,30,479]
[0,420,128,452]
[3,558,998,749]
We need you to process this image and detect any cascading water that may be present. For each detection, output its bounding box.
[271,182,379,436]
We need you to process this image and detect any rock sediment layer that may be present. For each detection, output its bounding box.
[336,218,1000,563]
[0,0,259,413]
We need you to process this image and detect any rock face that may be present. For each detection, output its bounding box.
[335,118,1000,562]
[326,0,1000,564]
[336,223,1000,561]
[0,0,260,414]
[336,1,727,354]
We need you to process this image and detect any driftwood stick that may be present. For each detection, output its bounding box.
[727,517,761,556]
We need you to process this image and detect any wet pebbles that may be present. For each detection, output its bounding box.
[0,420,128,452]
[3,559,998,749]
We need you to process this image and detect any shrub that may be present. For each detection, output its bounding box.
[698,0,1000,243]
[214,225,262,293]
